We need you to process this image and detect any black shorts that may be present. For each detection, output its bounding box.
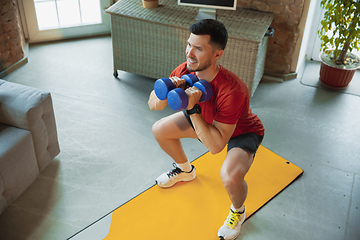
[183,110,264,154]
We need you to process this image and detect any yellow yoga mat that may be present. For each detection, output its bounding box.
[102,146,303,239]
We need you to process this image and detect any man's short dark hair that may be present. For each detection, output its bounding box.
[189,19,228,51]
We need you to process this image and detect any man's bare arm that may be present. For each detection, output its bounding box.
[184,86,235,154]
[190,114,236,154]
[148,90,168,111]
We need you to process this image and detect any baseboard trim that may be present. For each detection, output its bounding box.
[261,75,284,83]
[263,70,298,81]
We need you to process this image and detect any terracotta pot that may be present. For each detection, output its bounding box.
[142,0,158,9]
[319,52,360,89]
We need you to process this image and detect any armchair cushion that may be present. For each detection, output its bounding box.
[0,80,60,171]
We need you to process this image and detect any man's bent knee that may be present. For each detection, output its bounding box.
[221,171,243,189]
[152,112,196,141]
[220,163,248,190]
[152,118,168,141]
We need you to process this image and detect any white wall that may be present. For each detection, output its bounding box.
[296,0,322,72]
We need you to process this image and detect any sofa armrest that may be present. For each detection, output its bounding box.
[0,79,60,171]
[0,80,46,128]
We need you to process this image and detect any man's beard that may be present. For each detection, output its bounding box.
[186,58,212,72]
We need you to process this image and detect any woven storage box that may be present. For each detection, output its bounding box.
[107,0,273,96]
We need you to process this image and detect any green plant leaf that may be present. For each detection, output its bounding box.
[318,0,360,60]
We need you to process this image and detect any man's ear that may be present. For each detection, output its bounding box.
[214,49,224,59]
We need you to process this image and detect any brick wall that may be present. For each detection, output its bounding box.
[0,0,25,73]
[238,0,305,74]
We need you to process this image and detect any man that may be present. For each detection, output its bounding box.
[148,19,264,240]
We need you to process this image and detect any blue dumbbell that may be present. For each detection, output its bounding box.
[167,80,213,111]
[154,74,199,100]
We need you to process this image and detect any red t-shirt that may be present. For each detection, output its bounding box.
[170,63,264,138]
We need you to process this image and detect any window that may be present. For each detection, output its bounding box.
[34,0,102,30]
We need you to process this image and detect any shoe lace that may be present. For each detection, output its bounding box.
[167,163,183,178]
[225,209,244,229]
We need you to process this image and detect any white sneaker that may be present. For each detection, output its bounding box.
[155,163,196,188]
[218,207,246,240]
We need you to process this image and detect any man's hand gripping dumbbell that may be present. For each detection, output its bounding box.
[154,74,213,111]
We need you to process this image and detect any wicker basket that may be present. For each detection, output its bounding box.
[107,0,273,96]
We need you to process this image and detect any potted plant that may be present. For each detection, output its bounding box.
[318,0,360,88]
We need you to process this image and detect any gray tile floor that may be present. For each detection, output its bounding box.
[0,36,359,240]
